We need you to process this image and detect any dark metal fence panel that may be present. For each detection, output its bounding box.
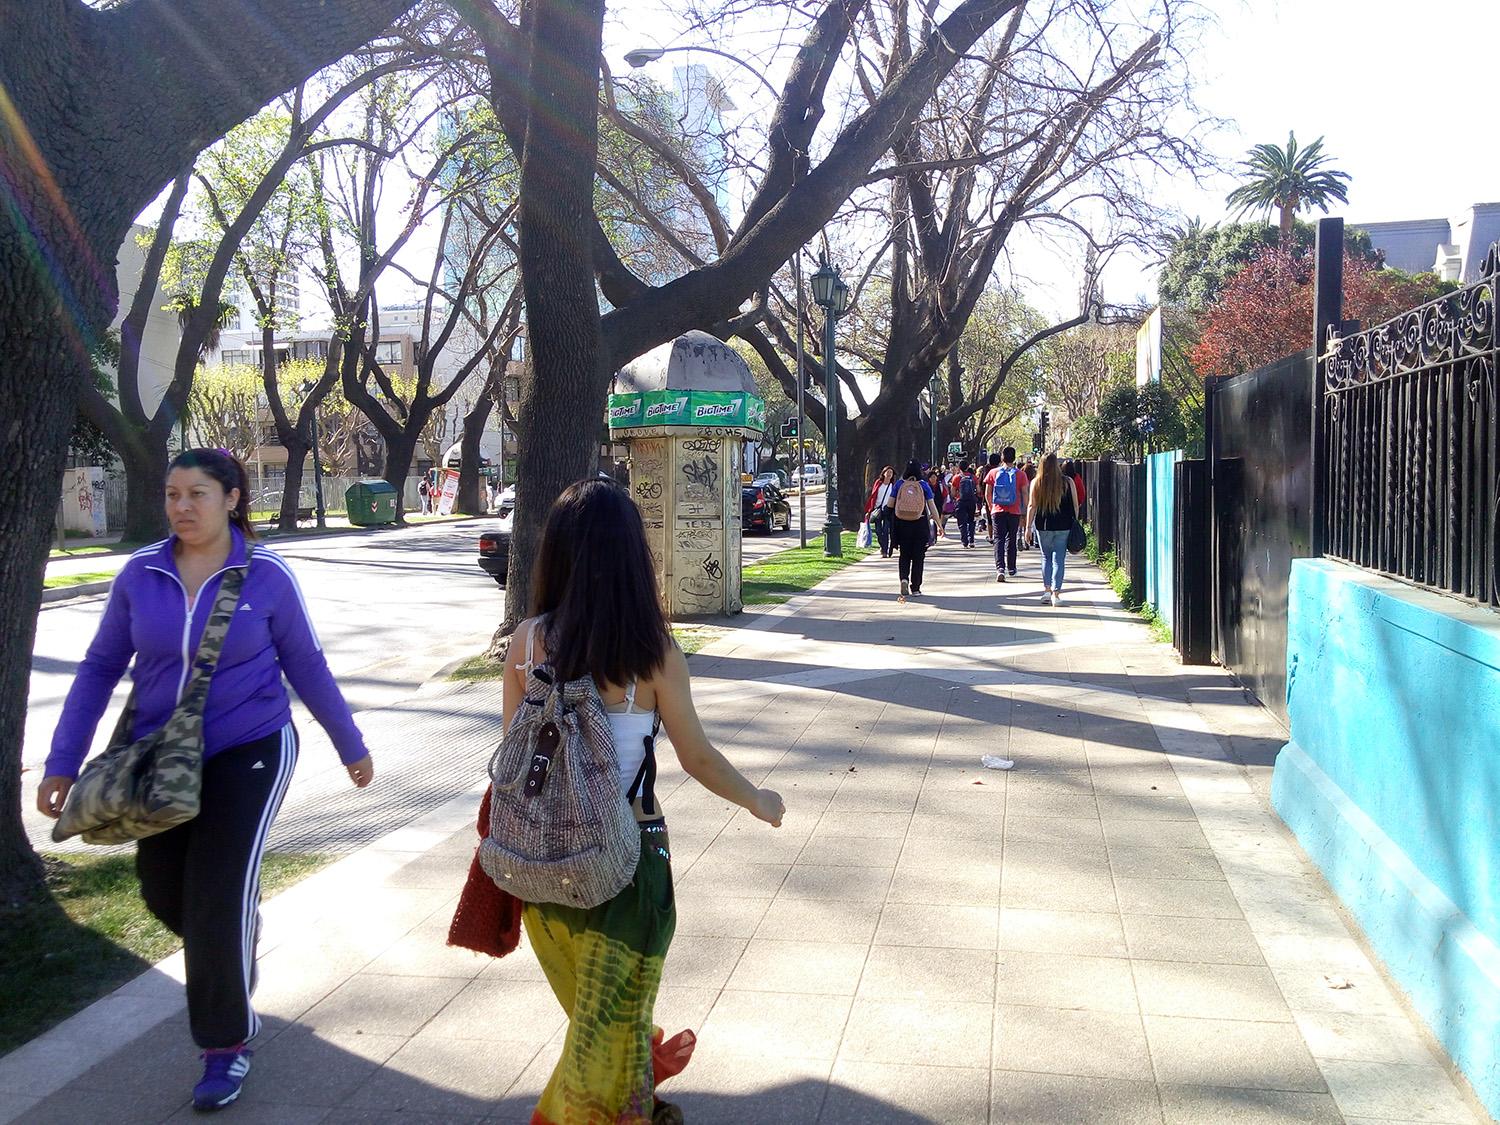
[1080,458,1146,598]
[1210,349,1315,721]
[1175,458,1213,664]
[1323,244,1499,605]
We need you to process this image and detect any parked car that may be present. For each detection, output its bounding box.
[742,484,792,534]
[477,522,510,586]
[751,470,788,489]
[791,464,825,486]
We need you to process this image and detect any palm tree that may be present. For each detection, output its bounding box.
[1226,132,1351,243]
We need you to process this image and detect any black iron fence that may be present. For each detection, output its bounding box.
[1081,458,1147,600]
[1322,244,1499,606]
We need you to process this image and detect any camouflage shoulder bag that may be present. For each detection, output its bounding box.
[53,547,254,845]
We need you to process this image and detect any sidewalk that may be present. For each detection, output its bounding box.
[2,540,1488,1124]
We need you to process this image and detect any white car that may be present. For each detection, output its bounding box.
[791,464,826,485]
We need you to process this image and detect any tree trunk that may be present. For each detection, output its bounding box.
[120,436,171,544]
[490,0,607,652]
[456,391,495,516]
[279,439,310,531]
[0,272,84,904]
[382,430,423,523]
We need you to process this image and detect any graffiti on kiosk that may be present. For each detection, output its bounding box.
[634,481,663,501]
[701,557,723,581]
[681,454,719,492]
[678,575,719,600]
[681,438,718,454]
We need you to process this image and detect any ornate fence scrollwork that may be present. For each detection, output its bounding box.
[1321,242,1499,606]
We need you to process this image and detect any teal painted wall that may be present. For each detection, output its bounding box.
[1273,559,1500,1116]
[1144,450,1181,633]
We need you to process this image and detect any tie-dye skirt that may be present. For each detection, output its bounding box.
[524,821,677,1125]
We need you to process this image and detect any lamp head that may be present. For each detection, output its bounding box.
[624,48,666,68]
[809,258,838,309]
[832,275,851,316]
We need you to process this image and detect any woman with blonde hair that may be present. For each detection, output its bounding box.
[1024,452,1079,606]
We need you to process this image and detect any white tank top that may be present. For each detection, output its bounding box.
[522,621,656,792]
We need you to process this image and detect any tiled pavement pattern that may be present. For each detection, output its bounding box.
[2,541,1489,1123]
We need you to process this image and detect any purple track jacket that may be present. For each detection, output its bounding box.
[47,528,368,779]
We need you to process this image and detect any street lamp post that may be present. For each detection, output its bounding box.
[810,257,849,558]
[794,251,808,548]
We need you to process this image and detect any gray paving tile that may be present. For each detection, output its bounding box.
[995,1005,1153,1080]
[873,902,999,950]
[234,1029,405,1108]
[1108,846,1225,881]
[697,990,853,1060]
[996,949,1139,1013]
[344,1035,536,1117]
[796,835,903,867]
[1116,877,1244,919]
[660,935,749,990]
[1158,1084,1343,1123]
[990,1071,1163,1124]
[420,979,565,1044]
[857,944,996,1004]
[1133,961,1292,1022]
[839,997,993,1068]
[301,974,468,1037]
[778,863,892,902]
[821,1061,989,1124]
[725,938,869,995]
[673,894,772,939]
[998,907,1129,957]
[667,1054,831,1125]
[676,859,791,898]
[1143,1015,1327,1092]
[886,861,1001,907]
[1121,915,1266,965]
[1318,1059,1480,1123]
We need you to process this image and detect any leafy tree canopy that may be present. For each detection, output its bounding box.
[1158,220,1378,313]
[1191,246,1451,378]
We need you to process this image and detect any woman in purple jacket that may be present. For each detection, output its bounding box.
[36,449,373,1111]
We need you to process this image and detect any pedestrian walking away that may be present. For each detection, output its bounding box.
[886,460,944,600]
[865,465,898,558]
[926,469,951,538]
[984,447,1029,581]
[1026,451,1080,606]
[954,463,979,548]
[418,476,431,514]
[492,479,784,1125]
[37,448,375,1112]
[981,452,1000,543]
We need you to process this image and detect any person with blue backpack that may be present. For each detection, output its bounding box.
[984,447,1029,582]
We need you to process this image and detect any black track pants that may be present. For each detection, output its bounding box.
[136,726,299,1049]
[893,516,929,589]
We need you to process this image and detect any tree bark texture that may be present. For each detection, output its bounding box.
[0,0,418,900]
[498,0,608,639]
[456,387,496,516]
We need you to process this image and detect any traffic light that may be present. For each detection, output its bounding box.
[782,418,799,439]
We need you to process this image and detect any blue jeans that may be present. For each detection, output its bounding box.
[1038,529,1069,591]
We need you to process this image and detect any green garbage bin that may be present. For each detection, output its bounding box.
[346,479,398,526]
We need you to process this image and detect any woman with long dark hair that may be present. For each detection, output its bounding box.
[38,449,373,1111]
[1024,452,1079,606]
[502,478,784,1124]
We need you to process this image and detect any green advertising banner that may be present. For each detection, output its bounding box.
[609,390,767,434]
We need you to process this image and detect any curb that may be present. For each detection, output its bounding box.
[41,580,113,604]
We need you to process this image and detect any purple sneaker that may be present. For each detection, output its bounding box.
[193,1045,252,1111]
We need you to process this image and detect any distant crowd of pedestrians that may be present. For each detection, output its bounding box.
[863,446,1087,606]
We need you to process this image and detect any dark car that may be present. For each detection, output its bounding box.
[477,522,510,586]
[742,484,792,534]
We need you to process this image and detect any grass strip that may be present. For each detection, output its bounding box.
[449,654,505,682]
[672,624,728,655]
[1083,529,1172,644]
[47,546,113,561]
[741,531,873,607]
[0,851,331,1054]
[43,571,116,590]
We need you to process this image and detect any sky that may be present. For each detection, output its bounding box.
[605,0,1500,318]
